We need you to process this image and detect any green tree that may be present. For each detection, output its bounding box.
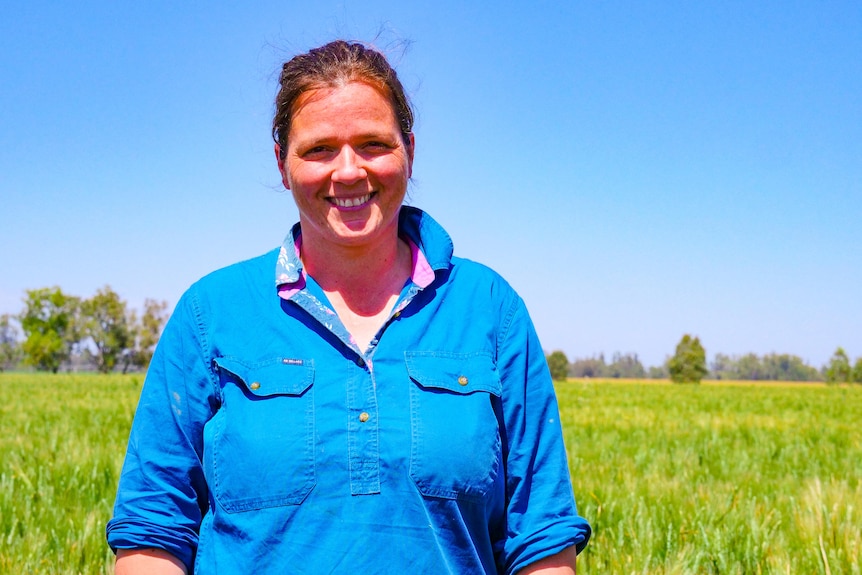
[761,353,820,381]
[546,350,570,381]
[570,354,607,378]
[20,287,81,372]
[129,298,168,372]
[668,334,707,384]
[607,352,646,378]
[709,353,735,380]
[0,314,23,371]
[81,286,133,374]
[852,357,862,384]
[825,347,852,384]
[710,352,821,381]
[738,353,767,380]
[648,364,668,379]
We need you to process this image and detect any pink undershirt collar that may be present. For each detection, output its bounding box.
[277,236,434,300]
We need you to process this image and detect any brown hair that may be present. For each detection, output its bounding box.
[273,40,414,159]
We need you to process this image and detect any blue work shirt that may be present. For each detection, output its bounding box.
[107,207,591,574]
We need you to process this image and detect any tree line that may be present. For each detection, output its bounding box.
[5,294,860,385]
[0,286,168,373]
[546,334,862,384]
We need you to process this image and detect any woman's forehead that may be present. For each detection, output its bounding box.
[289,82,400,136]
[296,78,390,107]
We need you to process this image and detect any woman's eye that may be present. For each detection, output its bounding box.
[302,146,330,158]
[364,141,391,152]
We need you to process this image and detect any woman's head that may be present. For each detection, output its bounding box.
[273,40,414,160]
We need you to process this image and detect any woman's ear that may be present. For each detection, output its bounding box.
[274,143,290,190]
[406,133,415,178]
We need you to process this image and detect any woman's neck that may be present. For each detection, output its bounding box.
[301,228,412,331]
[300,231,411,352]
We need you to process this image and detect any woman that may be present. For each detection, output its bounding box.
[107,40,590,574]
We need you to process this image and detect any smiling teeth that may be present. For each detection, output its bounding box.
[334,194,372,208]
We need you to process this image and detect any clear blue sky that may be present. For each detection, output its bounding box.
[2,1,860,369]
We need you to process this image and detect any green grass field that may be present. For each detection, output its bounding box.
[1,374,859,574]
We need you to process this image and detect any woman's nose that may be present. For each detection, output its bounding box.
[331,146,366,184]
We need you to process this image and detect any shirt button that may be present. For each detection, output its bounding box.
[458,375,468,386]
[359,412,370,422]
[250,382,261,390]
[357,358,366,368]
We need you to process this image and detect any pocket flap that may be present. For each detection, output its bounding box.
[213,356,314,397]
[405,351,501,396]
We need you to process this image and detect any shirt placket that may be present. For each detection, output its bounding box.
[346,355,380,495]
[289,279,425,496]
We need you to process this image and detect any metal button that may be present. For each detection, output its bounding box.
[250,382,261,390]
[357,357,366,368]
[458,375,468,386]
[359,412,370,422]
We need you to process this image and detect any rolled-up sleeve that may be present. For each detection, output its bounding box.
[106,288,217,573]
[495,296,591,574]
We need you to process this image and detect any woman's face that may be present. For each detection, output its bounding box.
[277,81,414,251]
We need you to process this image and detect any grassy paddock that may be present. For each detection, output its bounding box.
[0,373,141,575]
[1,374,860,574]
[560,379,862,574]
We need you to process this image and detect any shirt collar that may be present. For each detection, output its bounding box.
[275,207,452,299]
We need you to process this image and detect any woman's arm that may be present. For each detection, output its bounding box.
[115,549,187,575]
[494,295,590,571]
[515,546,577,575]
[107,291,215,569]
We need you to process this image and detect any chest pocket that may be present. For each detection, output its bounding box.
[210,357,316,512]
[405,351,503,502]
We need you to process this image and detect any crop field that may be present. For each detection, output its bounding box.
[561,380,862,574]
[1,374,860,574]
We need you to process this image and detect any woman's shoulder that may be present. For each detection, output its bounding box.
[185,247,281,302]
[450,255,513,286]
[447,256,522,306]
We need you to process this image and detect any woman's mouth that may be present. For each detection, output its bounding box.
[330,192,375,208]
